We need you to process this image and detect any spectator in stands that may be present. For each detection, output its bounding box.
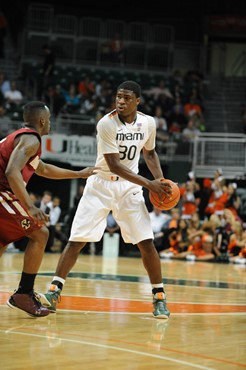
[167,208,180,229]
[213,168,223,181]
[108,33,125,64]
[184,70,204,103]
[170,69,184,87]
[81,96,99,117]
[96,85,114,114]
[63,83,81,113]
[212,213,230,262]
[0,72,10,95]
[0,105,12,139]
[147,80,174,112]
[185,220,216,261]
[101,33,125,64]
[225,183,241,219]
[73,184,85,208]
[168,96,187,133]
[95,79,113,100]
[187,212,202,236]
[182,115,201,142]
[227,220,245,257]
[78,76,95,99]
[216,209,236,252]
[205,176,228,218]
[35,190,53,216]
[4,80,23,106]
[229,230,246,264]
[181,180,199,219]
[184,96,203,120]
[153,105,169,146]
[171,82,185,103]
[160,208,181,251]
[197,178,213,220]
[189,86,203,107]
[63,185,85,241]
[159,218,189,258]
[45,196,62,253]
[44,84,66,118]
[144,79,173,102]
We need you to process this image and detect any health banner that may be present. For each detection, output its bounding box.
[41,134,97,166]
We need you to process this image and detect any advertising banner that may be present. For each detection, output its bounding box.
[41,134,97,166]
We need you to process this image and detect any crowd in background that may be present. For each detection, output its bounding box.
[1,40,245,262]
[6,167,246,264]
[0,62,207,153]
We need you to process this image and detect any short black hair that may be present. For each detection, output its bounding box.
[23,101,47,114]
[117,80,141,98]
[23,101,49,122]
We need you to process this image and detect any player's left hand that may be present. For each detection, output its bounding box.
[78,167,101,178]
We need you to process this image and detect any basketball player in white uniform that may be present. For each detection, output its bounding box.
[40,81,172,318]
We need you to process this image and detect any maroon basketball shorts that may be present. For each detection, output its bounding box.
[0,191,41,248]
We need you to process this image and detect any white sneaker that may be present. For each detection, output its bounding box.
[234,258,246,264]
[186,254,196,261]
[6,243,20,253]
[160,251,173,259]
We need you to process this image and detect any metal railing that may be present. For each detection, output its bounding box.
[231,51,246,77]
[21,4,176,71]
[192,133,246,179]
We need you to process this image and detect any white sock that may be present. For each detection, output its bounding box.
[49,276,65,291]
[152,283,164,289]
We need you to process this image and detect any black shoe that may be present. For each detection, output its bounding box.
[7,291,50,317]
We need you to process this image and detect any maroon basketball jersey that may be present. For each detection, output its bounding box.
[0,128,41,192]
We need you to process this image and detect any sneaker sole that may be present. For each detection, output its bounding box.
[38,293,56,313]
[6,299,41,318]
[153,313,170,319]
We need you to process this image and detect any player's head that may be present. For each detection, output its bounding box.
[116,80,141,117]
[23,101,51,135]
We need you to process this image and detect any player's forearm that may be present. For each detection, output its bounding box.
[37,163,80,179]
[108,162,151,189]
[6,171,34,210]
[143,151,163,179]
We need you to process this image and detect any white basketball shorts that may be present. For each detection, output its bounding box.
[69,174,154,245]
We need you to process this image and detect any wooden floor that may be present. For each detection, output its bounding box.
[0,252,245,370]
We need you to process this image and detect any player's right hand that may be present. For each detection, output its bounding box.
[28,205,50,226]
[78,166,101,178]
[148,178,173,198]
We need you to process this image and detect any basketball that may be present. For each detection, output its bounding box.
[149,178,180,211]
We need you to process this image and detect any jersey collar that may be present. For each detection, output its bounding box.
[118,114,137,126]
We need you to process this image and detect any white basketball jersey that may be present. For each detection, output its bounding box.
[96,109,156,176]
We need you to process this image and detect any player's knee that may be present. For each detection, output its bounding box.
[67,241,86,253]
[35,226,49,245]
[138,239,155,250]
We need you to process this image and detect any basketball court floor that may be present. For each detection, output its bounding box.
[0,252,245,369]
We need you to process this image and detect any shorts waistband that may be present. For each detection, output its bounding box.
[97,173,124,181]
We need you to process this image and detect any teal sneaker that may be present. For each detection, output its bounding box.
[39,286,61,313]
[153,292,170,319]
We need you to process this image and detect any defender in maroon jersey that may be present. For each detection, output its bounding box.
[0,101,98,317]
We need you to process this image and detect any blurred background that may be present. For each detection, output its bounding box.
[0,1,246,254]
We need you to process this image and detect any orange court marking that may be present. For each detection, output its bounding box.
[1,325,246,368]
[1,292,246,314]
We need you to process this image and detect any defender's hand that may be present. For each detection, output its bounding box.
[78,167,101,178]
